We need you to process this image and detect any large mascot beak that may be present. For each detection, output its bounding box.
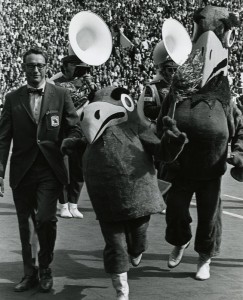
[80,102,127,144]
[191,5,238,88]
[193,30,228,87]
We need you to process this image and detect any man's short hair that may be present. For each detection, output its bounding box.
[23,48,48,63]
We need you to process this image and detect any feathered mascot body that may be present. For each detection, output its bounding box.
[65,85,187,299]
[157,5,243,280]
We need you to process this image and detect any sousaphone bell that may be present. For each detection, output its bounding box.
[69,11,113,66]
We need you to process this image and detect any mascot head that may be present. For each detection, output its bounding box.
[191,5,239,87]
[80,86,135,144]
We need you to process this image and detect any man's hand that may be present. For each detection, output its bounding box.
[83,74,97,91]
[83,74,93,85]
[0,177,4,197]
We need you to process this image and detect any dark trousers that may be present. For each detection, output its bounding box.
[99,215,150,274]
[165,176,222,257]
[59,181,83,204]
[59,151,83,204]
[12,154,63,275]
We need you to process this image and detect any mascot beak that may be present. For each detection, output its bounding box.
[80,101,128,144]
[193,30,228,87]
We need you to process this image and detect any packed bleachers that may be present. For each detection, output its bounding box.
[0,0,242,104]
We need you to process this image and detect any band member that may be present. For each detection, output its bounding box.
[143,57,177,127]
[53,9,112,219]
[50,54,96,218]
[143,42,178,214]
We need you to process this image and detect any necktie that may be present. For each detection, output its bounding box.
[27,88,43,96]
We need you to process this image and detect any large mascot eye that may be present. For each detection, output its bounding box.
[121,94,134,112]
[94,110,100,119]
[224,29,235,48]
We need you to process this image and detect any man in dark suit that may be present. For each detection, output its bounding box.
[0,48,81,293]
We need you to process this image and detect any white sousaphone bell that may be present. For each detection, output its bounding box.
[153,18,192,66]
[68,11,113,66]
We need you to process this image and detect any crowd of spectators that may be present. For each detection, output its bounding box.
[0,0,242,104]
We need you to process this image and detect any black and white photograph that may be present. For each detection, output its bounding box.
[0,0,242,299]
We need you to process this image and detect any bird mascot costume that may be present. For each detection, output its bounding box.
[62,85,188,299]
[156,5,243,281]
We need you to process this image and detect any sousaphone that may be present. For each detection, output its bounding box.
[138,18,192,126]
[69,11,113,66]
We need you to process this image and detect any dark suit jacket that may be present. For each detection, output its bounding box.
[0,82,81,189]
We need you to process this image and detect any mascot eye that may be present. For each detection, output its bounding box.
[80,112,84,122]
[121,94,134,112]
[94,110,100,119]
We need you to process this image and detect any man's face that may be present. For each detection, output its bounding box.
[159,62,177,82]
[164,65,177,79]
[64,62,77,80]
[64,62,89,79]
[22,53,47,87]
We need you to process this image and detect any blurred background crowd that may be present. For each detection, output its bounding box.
[0,0,242,105]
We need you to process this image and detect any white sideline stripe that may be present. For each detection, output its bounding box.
[191,202,243,220]
[223,194,243,201]
[0,279,14,283]
[223,211,243,219]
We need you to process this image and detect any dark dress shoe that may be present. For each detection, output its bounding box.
[14,274,39,292]
[39,268,53,293]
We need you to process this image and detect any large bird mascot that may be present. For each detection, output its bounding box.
[156,5,243,281]
[62,85,187,299]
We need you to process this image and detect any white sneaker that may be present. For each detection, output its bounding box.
[60,203,72,218]
[111,272,129,300]
[168,241,190,268]
[160,208,166,215]
[195,254,211,280]
[69,203,84,219]
[130,253,142,267]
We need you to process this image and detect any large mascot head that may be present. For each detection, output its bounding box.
[191,5,239,87]
[80,86,135,144]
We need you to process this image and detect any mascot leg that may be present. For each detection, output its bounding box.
[111,272,129,300]
[196,253,211,280]
[99,220,131,299]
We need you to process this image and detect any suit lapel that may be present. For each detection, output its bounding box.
[20,85,36,123]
